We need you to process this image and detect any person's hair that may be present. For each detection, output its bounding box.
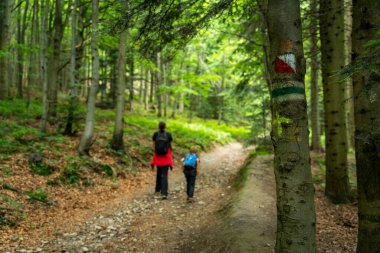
[190,146,197,154]
[158,121,166,131]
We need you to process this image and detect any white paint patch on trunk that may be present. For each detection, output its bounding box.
[273,93,305,103]
[278,53,296,72]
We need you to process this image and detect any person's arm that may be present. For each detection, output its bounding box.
[180,157,185,171]
[196,158,200,174]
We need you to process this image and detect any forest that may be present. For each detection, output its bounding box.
[0,0,379,252]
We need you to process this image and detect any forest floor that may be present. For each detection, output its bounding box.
[1,143,358,253]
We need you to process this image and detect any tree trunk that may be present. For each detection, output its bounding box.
[26,0,39,107]
[47,0,65,118]
[0,0,14,99]
[344,0,355,150]
[78,0,99,156]
[40,0,50,133]
[149,68,154,105]
[309,0,321,151]
[111,29,127,151]
[128,47,134,110]
[64,0,78,136]
[352,0,380,251]
[16,0,29,98]
[144,68,149,110]
[139,63,143,103]
[163,63,167,117]
[267,0,316,252]
[320,0,350,203]
[156,52,162,117]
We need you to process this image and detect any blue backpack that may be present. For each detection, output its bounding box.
[183,153,197,168]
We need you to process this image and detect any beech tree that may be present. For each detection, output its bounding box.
[267,0,316,252]
[78,0,99,156]
[111,28,127,151]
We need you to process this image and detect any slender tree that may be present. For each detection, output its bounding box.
[40,0,50,133]
[352,0,380,251]
[26,0,39,107]
[128,47,134,110]
[320,0,350,203]
[309,0,321,151]
[64,0,78,135]
[267,0,316,252]
[16,0,29,98]
[156,52,162,117]
[0,0,14,99]
[111,28,127,151]
[78,0,99,156]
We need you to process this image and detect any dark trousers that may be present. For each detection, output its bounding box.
[155,166,169,196]
[184,166,197,198]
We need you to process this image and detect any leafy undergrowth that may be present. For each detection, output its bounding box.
[0,100,249,228]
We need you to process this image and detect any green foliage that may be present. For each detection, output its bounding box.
[62,156,85,185]
[99,164,114,177]
[0,99,41,119]
[27,188,49,203]
[233,157,254,189]
[30,162,53,176]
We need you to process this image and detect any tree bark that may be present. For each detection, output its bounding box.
[47,0,65,118]
[111,28,127,151]
[26,0,39,107]
[320,0,350,203]
[64,0,78,136]
[344,0,355,150]
[0,0,14,99]
[128,47,134,110]
[352,0,380,251]
[144,68,149,110]
[267,0,316,252]
[16,0,29,98]
[309,0,321,152]
[40,0,50,133]
[163,63,167,117]
[78,0,99,156]
[156,52,162,117]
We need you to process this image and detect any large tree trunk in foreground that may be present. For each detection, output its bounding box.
[78,0,99,156]
[267,0,316,252]
[320,0,350,203]
[111,29,127,151]
[352,1,380,251]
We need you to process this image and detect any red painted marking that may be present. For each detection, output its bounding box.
[275,57,295,73]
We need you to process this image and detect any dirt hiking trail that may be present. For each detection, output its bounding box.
[3,143,250,252]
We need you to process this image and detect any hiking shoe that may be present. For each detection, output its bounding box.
[162,195,168,200]
[187,197,194,203]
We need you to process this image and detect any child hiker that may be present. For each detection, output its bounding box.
[180,146,200,202]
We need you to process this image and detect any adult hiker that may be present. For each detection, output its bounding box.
[180,146,200,202]
[151,121,173,199]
